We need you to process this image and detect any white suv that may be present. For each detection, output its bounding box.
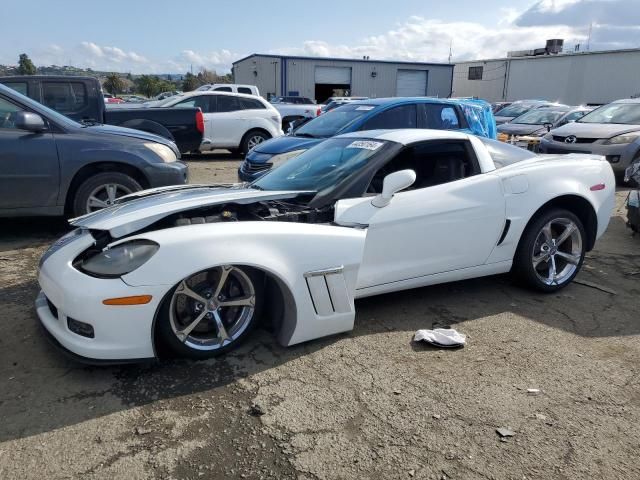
[160,91,282,154]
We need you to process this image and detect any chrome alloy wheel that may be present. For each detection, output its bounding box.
[532,218,583,286]
[86,183,133,212]
[247,134,266,150]
[169,266,256,351]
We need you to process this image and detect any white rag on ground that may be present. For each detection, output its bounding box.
[414,328,466,347]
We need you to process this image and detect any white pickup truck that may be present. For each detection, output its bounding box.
[269,96,322,130]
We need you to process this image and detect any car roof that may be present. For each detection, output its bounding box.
[335,128,470,145]
[611,98,640,104]
[349,97,459,106]
[176,90,266,100]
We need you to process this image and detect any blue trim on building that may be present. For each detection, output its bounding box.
[233,53,452,68]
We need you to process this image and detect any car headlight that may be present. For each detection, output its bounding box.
[80,240,159,277]
[603,132,640,145]
[144,142,177,163]
[269,149,306,169]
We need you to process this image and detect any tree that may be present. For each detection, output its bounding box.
[17,54,37,75]
[182,72,198,92]
[103,73,125,95]
[134,75,160,98]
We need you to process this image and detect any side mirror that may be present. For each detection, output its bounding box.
[15,112,46,132]
[543,122,553,132]
[371,169,416,208]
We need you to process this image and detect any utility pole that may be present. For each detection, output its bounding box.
[587,22,592,51]
[448,40,453,64]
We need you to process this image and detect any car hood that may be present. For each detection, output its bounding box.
[84,124,175,148]
[70,185,309,238]
[550,122,640,138]
[252,135,324,156]
[498,123,546,136]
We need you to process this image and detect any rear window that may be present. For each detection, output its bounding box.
[238,87,253,95]
[42,82,88,114]
[239,97,265,110]
[214,86,233,92]
[480,137,536,168]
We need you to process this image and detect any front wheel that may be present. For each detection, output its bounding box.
[512,209,586,292]
[240,130,270,155]
[157,265,262,359]
[72,172,142,217]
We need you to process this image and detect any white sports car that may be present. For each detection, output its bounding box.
[36,129,615,363]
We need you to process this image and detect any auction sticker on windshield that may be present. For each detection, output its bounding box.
[346,140,384,151]
[355,106,375,111]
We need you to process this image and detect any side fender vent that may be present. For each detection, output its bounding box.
[304,266,351,316]
[497,219,511,246]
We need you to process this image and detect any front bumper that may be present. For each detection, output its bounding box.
[539,139,638,174]
[144,161,189,188]
[36,231,169,361]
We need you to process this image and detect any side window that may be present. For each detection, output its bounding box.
[3,82,28,96]
[362,104,417,130]
[214,86,233,92]
[239,98,265,110]
[237,87,252,95]
[0,97,23,130]
[175,95,211,112]
[216,95,240,112]
[423,104,461,130]
[42,82,88,114]
[366,141,479,193]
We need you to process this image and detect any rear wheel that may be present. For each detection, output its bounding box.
[512,209,586,292]
[72,172,142,217]
[240,130,270,155]
[157,265,262,359]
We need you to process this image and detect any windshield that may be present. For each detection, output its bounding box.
[295,104,375,138]
[153,94,188,107]
[512,108,569,125]
[270,97,285,103]
[253,137,389,192]
[496,103,541,118]
[578,103,640,125]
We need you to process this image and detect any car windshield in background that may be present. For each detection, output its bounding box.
[153,95,187,107]
[512,108,569,125]
[578,103,640,125]
[496,103,538,117]
[294,104,375,138]
[252,137,388,192]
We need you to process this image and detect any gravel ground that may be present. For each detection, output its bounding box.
[1,152,639,480]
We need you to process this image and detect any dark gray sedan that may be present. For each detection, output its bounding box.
[0,84,188,218]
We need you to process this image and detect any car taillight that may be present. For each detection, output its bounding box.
[316,107,322,116]
[196,109,204,134]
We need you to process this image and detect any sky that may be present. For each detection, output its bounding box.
[2,0,639,74]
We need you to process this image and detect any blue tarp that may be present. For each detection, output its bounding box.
[447,98,497,140]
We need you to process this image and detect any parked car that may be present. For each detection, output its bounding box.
[35,129,614,362]
[321,97,369,114]
[498,106,592,138]
[492,102,512,114]
[239,97,496,181]
[0,76,203,154]
[494,100,562,125]
[153,91,181,101]
[539,98,640,177]
[103,93,125,104]
[0,84,187,218]
[196,84,260,96]
[157,91,282,154]
[270,96,315,105]
[269,99,322,131]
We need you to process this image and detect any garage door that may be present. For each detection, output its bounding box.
[315,66,352,84]
[396,69,428,97]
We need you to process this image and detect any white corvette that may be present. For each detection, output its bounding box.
[36,129,615,362]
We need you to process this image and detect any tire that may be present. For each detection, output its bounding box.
[157,265,263,360]
[512,208,586,292]
[240,130,270,155]
[72,172,142,217]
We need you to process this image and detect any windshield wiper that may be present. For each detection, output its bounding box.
[295,132,316,138]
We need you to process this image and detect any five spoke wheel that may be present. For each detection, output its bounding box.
[168,266,257,352]
[532,218,583,286]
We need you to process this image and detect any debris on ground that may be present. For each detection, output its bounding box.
[413,328,466,347]
[527,388,541,395]
[496,427,515,438]
[249,402,266,416]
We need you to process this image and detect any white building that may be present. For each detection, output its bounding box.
[453,48,640,105]
[232,54,454,103]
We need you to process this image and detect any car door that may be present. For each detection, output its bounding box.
[0,95,60,210]
[211,95,243,147]
[337,140,506,289]
[420,103,463,131]
[173,94,214,145]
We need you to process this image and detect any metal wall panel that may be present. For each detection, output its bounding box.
[314,66,352,84]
